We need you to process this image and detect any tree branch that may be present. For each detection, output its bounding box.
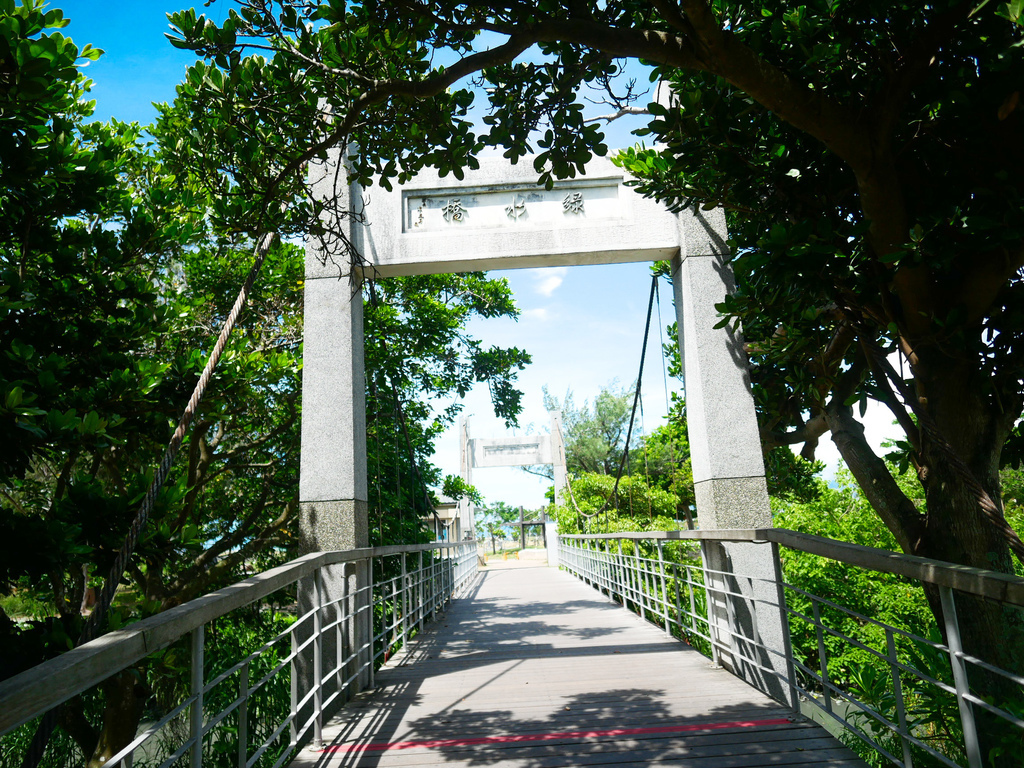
[861,340,922,453]
[170,501,294,605]
[582,105,650,123]
[764,413,829,450]
[826,400,925,553]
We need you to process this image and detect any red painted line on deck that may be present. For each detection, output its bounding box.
[320,717,792,754]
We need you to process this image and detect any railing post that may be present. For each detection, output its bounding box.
[313,566,323,748]
[812,599,832,714]
[634,540,647,621]
[698,541,721,667]
[445,545,452,604]
[672,561,683,636]
[290,625,298,744]
[614,540,622,614]
[598,540,606,593]
[686,564,697,636]
[590,540,598,589]
[335,572,344,693]
[939,586,983,768]
[429,550,437,620]
[585,540,593,589]
[586,539,594,588]
[440,546,447,605]
[391,575,399,651]
[770,542,799,712]
[190,625,204,768]
[886,629,914,768]
[657,540,670,636]
[617,540,627,610]
[400,552,408,648]
[368,556,375,690]
[417,550,425,632]
[599,540,606,593]
[238,661,249,768]
[599,541,607,594]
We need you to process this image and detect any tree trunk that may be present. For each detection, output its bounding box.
[833,351,1024,764]
[87,670,145,768]
[911,355,1024,763]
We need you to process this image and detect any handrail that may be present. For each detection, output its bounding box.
[0,541,466,737]
[561,528,1024,607]
[559,529,1024,768]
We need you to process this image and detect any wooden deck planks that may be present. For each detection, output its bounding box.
[291,560,867,768]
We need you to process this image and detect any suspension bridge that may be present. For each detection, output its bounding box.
[4,527,1024,767]
[3,154,1024,768]
[290,558,858,768]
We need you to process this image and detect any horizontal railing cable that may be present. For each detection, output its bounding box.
[0,540,477,768]
[558,530,1024,768]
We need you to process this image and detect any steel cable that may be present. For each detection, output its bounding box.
[564,274,658,530]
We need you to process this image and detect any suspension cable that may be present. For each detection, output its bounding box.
[20,232,276,768]
[655,278,671,414]
[562,274,659,531]
[604,274,658,510]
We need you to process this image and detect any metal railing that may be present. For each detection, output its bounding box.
[560,529,1024,768]
[0,540,478,768]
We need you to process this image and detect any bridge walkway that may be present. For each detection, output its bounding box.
[291,559,866,768]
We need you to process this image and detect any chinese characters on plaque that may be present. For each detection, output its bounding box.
[441,199,465,223]
[505,195,526,220]
[562,192,585,215]
[409,187,600,231]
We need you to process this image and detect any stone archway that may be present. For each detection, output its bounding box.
[298,151,789,705]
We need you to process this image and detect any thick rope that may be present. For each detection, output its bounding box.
[20,232,275,768]
[862,340,1024,566]
[365,280,441,529]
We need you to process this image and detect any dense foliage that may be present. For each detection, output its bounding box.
[162,5,1024,753]
[0,3,531,764]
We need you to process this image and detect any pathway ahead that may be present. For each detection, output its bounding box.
[292,559,866,768]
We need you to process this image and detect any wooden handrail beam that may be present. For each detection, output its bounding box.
[0,542,461,736]
[561,528,1024,607]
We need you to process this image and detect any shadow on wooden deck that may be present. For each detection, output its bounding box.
[291,562,867,768]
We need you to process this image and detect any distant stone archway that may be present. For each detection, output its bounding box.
[458,411,568,563]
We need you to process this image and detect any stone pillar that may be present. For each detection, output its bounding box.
[301,151,368,550]
[297,151,371,731]
[547,410,568,566]
[673,208,793,708]
[459,417,472,540]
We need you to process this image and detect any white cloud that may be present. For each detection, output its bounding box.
[528,267,569,297]
[523,307,550,321]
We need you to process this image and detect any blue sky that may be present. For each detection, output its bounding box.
[52,1,686,509]
[54,2,203,124]
[48,1,895,510]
